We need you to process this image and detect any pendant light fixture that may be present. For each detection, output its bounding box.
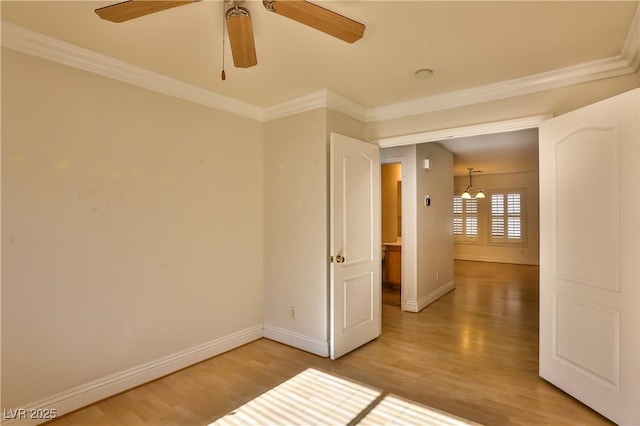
[461,168,485,199]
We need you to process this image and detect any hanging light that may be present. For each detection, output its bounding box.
[461,168,485,199]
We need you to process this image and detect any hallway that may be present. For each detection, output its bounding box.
[49,261,612,425]
[356,260,611,425]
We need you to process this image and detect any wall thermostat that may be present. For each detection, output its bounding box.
[424,195,431,207]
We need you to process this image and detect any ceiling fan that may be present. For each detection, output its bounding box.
[94,0,366,70]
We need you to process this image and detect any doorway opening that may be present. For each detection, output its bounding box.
[381,162,402,308]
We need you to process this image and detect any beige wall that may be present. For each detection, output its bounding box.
[454,171,540,265]
[381,143,454,312]
[262,108,366,353]
[2,30,638,415]
[1,49,264,408]
[263,108,329,351]
[415,143,454,304]
[326,108,366,141]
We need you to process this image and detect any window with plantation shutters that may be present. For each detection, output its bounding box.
[453,195,479,242]
[489,191,524,244]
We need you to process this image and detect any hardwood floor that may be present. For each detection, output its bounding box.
[49,261,613,425]
[382,282,401,307]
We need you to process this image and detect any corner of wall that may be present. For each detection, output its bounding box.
[263,324,329,357]
[263,109,330,350]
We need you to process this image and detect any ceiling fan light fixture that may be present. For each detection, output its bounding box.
[226,6,257,68]
[95,0,201,23]
[95,0,364,71]
[263,0,365,43]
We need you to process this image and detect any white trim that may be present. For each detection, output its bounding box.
[376,115,552,148]
[381,156,411,313]
[263,324,329,357]
[418,280,456,312]
[403,280,455,313]
[366,55,635,122]
[0,325,264,426]
[0,21,263,122]
[2,16,638,124]
[403,299,420,313]
[262,91,329,121]
[325,90,369,123]
[381,146,419,314]
[263,89,368,122]
[621,3,640,71]
[454,254,539,266]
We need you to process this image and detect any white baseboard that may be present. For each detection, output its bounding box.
[263,324,329,357]
[419,280,456,311]
[404,280,455,313]
[403,299,420,312]
[454,254,539,266]
[1,325,264,426]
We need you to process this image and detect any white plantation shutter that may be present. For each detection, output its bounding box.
[490,191,523,243]
[465,198,478,238]
[453,196,463,236]
[507,193,521,239]
[453,195,478,242]
[491,194,505,238]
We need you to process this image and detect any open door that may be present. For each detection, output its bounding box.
[329,133,381,360]
[539,88,640,425]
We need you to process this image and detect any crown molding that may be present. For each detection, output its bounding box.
[325,90,369,122]
[621,2,640,71]
[1,21,263,121]
[2,11,638,125]
[367,4,639,123]
[366,55,635,123]
[261,91,328,121]
[262,89,368,122]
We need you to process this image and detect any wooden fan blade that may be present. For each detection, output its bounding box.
[95,0,198,23]
[226,7,258,68]
[264,0,365,43]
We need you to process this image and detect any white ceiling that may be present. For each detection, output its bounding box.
[436,128,538,176]
[1,1,638,175]
[2,0,637,109]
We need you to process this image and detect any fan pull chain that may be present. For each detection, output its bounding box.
[221,0,226,80]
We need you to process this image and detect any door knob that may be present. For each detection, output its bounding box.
[335,255,345,263]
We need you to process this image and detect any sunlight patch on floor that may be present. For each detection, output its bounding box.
[359,394,477,425]
[210,368,479,426]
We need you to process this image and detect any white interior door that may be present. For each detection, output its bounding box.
[539,88,640,425]
[330,133,381,360]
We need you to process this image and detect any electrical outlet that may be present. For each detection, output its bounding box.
[289,306,296,320]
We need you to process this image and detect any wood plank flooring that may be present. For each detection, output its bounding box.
[49,261,613,425]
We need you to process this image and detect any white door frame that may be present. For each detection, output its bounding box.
[375,115,551,148]
[380,155,414,312]
[374,109,640,423]
[377,115,549,313]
